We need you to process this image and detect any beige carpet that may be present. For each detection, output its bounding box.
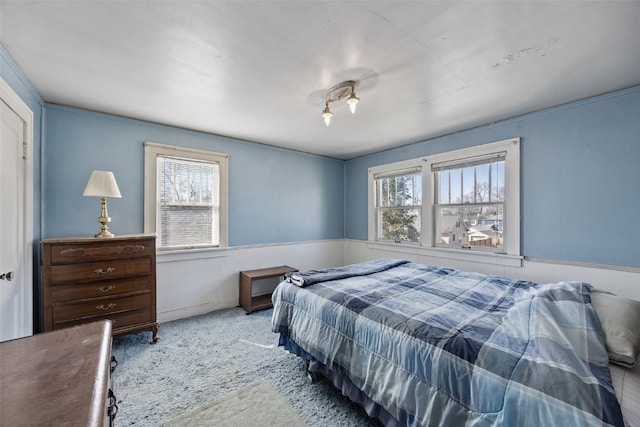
[163,379,306,426]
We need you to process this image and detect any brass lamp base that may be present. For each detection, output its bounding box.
[95,226,115,238]
[94,197,116,238]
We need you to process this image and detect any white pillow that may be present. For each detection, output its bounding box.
[590,289,640,368]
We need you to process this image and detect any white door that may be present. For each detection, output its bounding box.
[0,81,33,342]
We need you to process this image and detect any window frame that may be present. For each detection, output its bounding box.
[368,138,521,264]
[144,141,229,251]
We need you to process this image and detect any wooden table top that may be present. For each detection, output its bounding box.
[0,320,112,426]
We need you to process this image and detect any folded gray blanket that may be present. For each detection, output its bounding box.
[285,258,410,287]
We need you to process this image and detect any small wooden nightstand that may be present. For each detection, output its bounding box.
[239,265,297,314]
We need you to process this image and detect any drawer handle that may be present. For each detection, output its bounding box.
[96,303,116,311]
[94,267,115,274]
[98,285,116,293]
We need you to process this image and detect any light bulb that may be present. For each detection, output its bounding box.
[347,92,359,114]
[322,104,333,126]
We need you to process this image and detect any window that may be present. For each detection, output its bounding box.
[368,138,520,259]
[373,165,422,243]
[144,142,228,251]
[433,153,505,251]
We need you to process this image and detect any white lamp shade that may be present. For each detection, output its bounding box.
[83,170,122,198]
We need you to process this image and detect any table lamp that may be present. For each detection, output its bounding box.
[83,170,122,238]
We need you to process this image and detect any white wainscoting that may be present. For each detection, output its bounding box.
[156,239,346,323]
[156,238,640,324]
[344,239,640,302]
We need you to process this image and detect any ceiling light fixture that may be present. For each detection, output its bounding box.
[321,80,359,126]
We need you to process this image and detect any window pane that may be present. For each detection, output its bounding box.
[202,165,213,202]
[158,156,219,248]
[377,172,421,207]
[475,163,490,203]
[438,171,449,205]
[450,169,461,204]
[436,159,504,206]
[462,166,475,203]
[378,208,421,243]
[386,178,395,206]
[491,161,504,202]
[174,162,189,201]
[435,204,503,250]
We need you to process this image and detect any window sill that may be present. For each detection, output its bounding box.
[157,246,229,263]
[367,241,523,268]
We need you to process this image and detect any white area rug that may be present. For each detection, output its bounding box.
[163,379,306,426]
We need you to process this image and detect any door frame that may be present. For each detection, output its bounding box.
[1,76,34,338]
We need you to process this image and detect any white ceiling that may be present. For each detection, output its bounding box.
[1,1,639,160]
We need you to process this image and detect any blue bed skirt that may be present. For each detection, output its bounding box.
[279,333,403,427]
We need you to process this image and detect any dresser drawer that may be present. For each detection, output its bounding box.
[52,276,151,303]
[49,239,154,264]
[50,258,151,285]
[53,293,151,323]
[53,306,153,331]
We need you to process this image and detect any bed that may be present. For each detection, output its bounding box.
[271,259,640,427]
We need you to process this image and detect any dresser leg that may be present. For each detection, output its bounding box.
[150,324,159,344]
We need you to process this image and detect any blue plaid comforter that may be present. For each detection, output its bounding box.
[271,261,624,427]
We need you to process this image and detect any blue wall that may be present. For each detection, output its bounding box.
[345,86,640,268]
[44,106,345,245]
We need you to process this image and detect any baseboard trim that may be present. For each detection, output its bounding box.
[158,297,239,323]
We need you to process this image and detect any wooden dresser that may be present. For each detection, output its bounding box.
[0,320,116,426]
[42,234,158,342]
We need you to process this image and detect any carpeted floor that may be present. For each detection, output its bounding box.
[111,307,378,426]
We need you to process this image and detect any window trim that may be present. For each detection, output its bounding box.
[144,141,229,251]
[368,138,520,263]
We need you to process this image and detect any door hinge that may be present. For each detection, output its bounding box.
[22,142,27,159]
